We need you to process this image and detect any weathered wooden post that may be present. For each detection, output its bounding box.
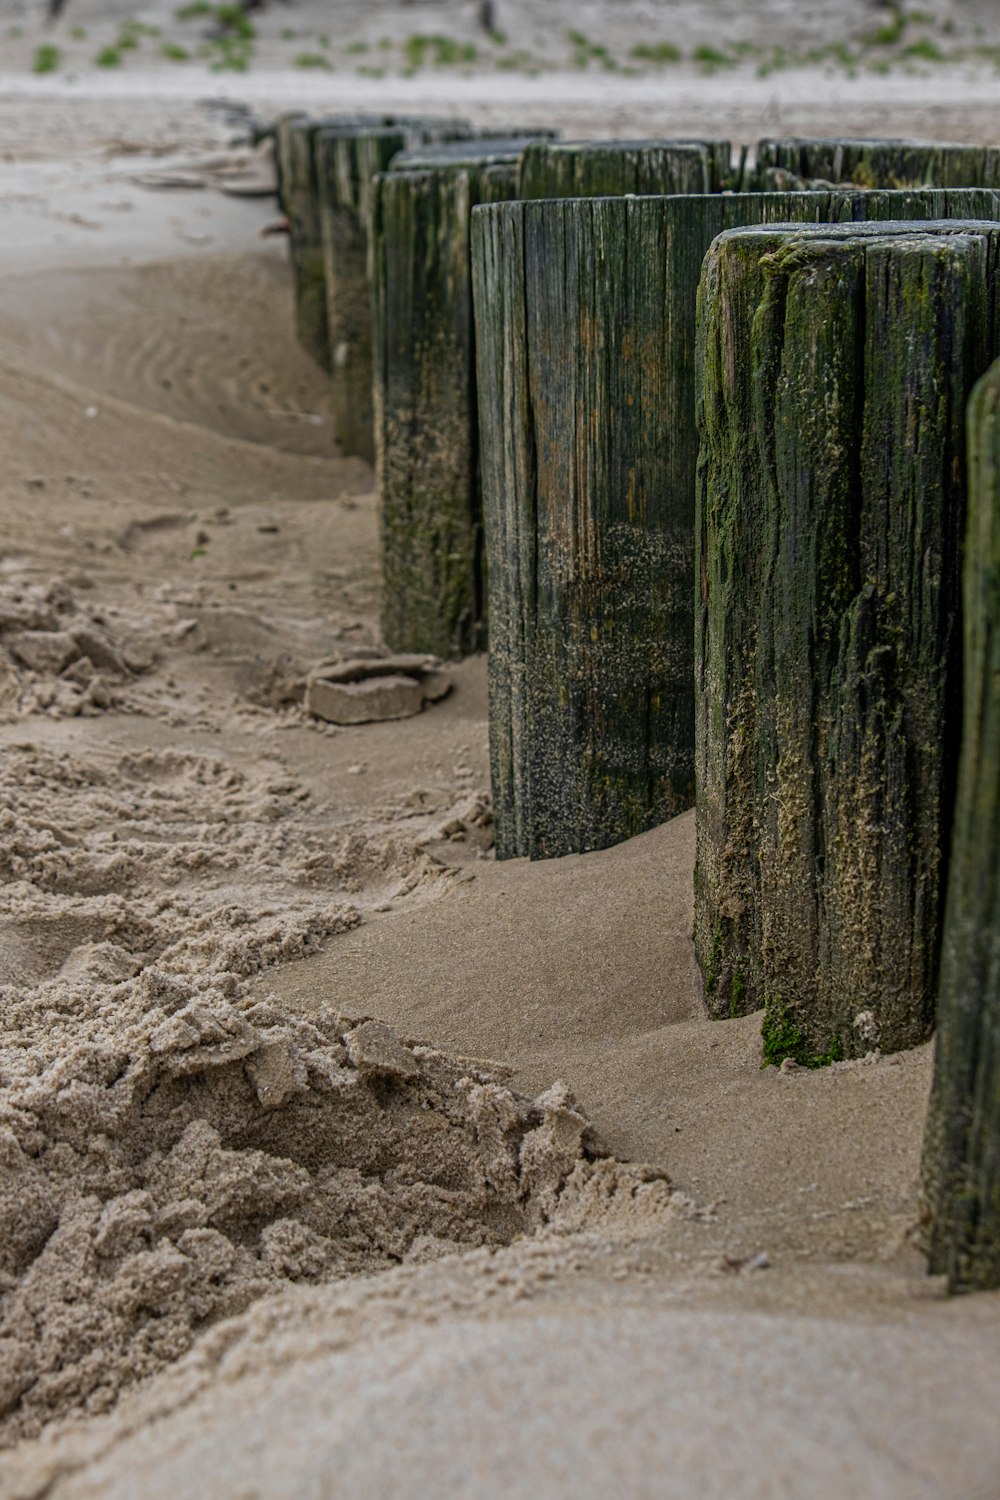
[922,356,1000,1293]
[473,192,1000,862]
[695,220,1000,1061]
[278,113,476,375]
[273,110,307,211]
[315,119,490,461]
[750,136,1000,191]
[275,113,383,371]
[372,138,554,659]
[517,138,738,198]
[316,126,409,463]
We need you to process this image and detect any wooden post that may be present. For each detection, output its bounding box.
[273,111,308,213]
[695,220,1000,1061]
[314,118,506,460]
[473,192,1000,863]
[921,356,1000,1293]
[275,113,378,371]
[517,138,738,198]
[317,126,409,464]
[372,138,553,659]
[750,137,1000,191]
[279,113,476,377]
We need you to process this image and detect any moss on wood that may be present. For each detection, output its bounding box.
[696,219,1000,1057]
[280,113,478,380]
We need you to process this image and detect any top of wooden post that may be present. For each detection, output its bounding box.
[390,136,556,173]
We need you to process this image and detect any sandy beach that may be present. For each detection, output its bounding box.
[2,3,1000,1494]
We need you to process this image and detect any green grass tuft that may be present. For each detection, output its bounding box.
[293,52,330,68]
[32,43,61,73]
[693,43,734,67]
[903,36,945,59]
[95,46,122,67]
[403,33,477,68]
[630,41,681,63]
[161,41,190,60]
[214,5,255,41]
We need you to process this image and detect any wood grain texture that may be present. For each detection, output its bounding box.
[372,139,550,658]
[750,136,1000,191]
[695,220,1000,1060]
[922,355,1000,1292]
[474,191,1000,863]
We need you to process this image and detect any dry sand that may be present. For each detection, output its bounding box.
[1,19,1000,1499]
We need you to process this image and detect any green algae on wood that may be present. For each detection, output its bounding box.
[372,138,552,659]
[922,355,1000,1293]
[750,137,1000,191]
[695,219,1000,1059]
[516,138,738,199]
[472,192,1000,863]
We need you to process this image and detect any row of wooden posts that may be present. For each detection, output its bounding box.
[274,117,999,1293]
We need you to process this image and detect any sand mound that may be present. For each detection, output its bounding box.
[0,691,649,1449]
[0,958,654,1447]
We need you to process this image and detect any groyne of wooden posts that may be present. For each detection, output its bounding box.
[472,188,1000,862]
[278,126,1000,1290]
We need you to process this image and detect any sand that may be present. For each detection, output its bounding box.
[2,12,1000,1497]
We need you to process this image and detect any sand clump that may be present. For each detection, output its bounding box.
[0,579,139,723]
[0,957,659,1447]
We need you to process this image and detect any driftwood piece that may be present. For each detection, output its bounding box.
[372,138,553,659]
[922,355,1000,1293]
[472,190,1000,862]
[695,220,1000,1060]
